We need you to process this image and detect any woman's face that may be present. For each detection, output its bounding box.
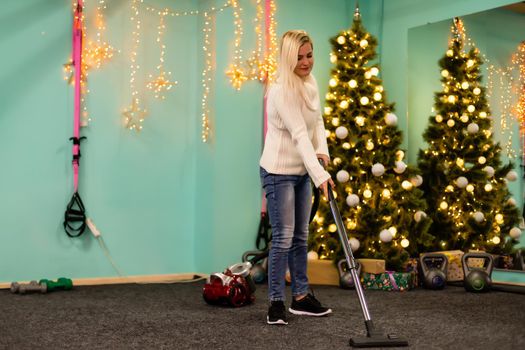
[294,42,313,78]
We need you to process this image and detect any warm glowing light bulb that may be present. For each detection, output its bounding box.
[340,100,349,109]
[359,39,368,48]
[461,81,469,89]
[366,140,374,150]
[329,224,337,232]
[467,105,475,113]
[466,184,474,192]
[456,158,464,167]
[370,67,379,76]
[360,96,369,105]
[479,111,487,118]
[435,115,443,123]
[441,70,449,77]
[382,189,391,198]
[363,189,372,198]
[484,184,493,192]
[355,116,365,126]
[401,239,409,248]
[447,95,456,103]
[473,87,481,95]
[324,107,332,115]
[332,118,340,126]
[348,80,357,88]
[478,156,486,164]
[337,36,346,45]
[492,236,501,244]
[373,92,382,101]
[402,181,413,190]
[495,214,504,224]
[440,201,448,210]
[329,78,337,87]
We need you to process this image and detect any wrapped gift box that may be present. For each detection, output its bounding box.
[361,271,416,291]
[357,258,386,274]
[432,250,464,281]
[402,258,419,286]
[307,259,340,286]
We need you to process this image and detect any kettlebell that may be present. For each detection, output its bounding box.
[419,253,448,290]
[242,250,268,284]
[337,259,362,289]
[462,252,493,293]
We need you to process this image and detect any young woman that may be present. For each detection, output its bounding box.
[260,30,335,325]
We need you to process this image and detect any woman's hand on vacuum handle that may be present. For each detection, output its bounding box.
[320,178,335,199]
[317,154,334,198]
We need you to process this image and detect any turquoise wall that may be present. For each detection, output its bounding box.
[0,0,349,283]
[1,0,523,285]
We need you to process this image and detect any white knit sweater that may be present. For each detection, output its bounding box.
[260,76,330,187]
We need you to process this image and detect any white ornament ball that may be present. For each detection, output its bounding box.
[307,251,319,260]
[335,126,349,139]
[472,211,484,223]
[371,163,385,177]
[509,227,522,239]
[349,238,360,252]
[414,211,427,222]
[336,170,350,183]
[394,161,407,174]
[456,176,468,188]
[467,123,479,134]
[379,229,393,243]
[385,113,398,126]
[506,170,518,182]
[410,175,423,187]
[346,194,360,207]
[483,166,495,178]
[508,197,517,206]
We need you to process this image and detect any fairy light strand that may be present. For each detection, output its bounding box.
[201,12,214,142]
[146,10,178,100]
[262,0,278,84]
[123,0,147,132]
[458,18,521,159]
[225,0,248,90]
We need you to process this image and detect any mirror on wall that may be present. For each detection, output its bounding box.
[407,3,525,274]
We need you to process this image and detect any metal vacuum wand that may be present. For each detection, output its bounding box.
[325,182,409,348]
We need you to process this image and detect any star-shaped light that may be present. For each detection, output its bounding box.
[83,40,115,70]
[123,98,147,131]
[146,70,177,100]
[226,64,248,90]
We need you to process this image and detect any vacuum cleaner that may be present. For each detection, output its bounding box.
[326,183,409,348]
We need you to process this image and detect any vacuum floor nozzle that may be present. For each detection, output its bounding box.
[350,334,409,348]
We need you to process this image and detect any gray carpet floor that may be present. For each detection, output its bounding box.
[0,280,524,349]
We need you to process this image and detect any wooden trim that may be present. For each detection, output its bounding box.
[0,273,208,290]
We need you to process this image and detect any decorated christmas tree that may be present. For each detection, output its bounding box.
[309,8,431,270]
[417,18,522,254]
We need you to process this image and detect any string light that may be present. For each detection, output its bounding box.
[459,19,521,159]
[225,0,248,90]
[122,0,147,131]
[201,11,213,142]
[146,10,178,100]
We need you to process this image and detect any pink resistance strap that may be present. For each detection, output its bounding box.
[64,0,87,237]
[255,0,272,251]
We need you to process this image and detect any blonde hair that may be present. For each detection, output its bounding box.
[274,30,316,108]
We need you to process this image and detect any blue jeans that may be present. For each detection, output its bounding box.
[260,167,312,302]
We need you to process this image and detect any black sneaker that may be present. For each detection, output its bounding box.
[289,293,332,316]
[267,300,288,325]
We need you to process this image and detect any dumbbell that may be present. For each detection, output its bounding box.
[11,281,47,294]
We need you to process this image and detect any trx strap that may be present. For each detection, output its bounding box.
[64,0,87,237]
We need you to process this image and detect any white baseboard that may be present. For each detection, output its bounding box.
[0,273,208,290]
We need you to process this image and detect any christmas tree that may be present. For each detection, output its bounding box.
[417,18,522,254]
[309,8,431,270]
